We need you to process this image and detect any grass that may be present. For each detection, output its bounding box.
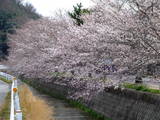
[22,79,111,120]
[0,76,12,84]
[67,100,111,120]
[0,92,11,120]
[19,84,54,120]
[123,83,160,94]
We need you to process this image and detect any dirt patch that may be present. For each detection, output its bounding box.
[19,84,54,120]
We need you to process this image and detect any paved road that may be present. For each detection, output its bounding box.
[0,80,10,106]
[29,86,93,120]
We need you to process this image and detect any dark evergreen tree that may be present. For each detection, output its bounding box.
[68,3,90,26]
[0,11,16,60]
[0,11,16,35]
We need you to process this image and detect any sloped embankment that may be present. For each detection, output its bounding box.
[19,84,54,120]
[28,84,93,120]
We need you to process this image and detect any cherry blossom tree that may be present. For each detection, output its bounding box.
[7,0,160,99]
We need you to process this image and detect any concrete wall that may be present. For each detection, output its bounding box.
[23,78,160,120]
[89,88,160,120]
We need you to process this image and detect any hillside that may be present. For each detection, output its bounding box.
[0,0,40,60]
[0,0,40,24]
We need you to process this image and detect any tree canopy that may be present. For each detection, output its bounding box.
[8,0,160,99]
[0,0,40,60]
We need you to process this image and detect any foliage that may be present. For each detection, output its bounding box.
[21,2,40,20]
[67,100,111,120]
[8,0,160,99]
[0,11,16,35]
[0,0,40,60]
[0,43,10,60]
[0,75,12,84]
[68,3,90,26]
[51,72,66,78]
[124,83,160,94]
[0,0,40,22]
[0,11,16,60]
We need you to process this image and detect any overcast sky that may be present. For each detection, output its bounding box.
[23,0,94,16]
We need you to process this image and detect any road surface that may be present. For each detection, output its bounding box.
[0,80,10,106]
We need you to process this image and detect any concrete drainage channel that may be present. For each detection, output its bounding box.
[29,86,92,120]
[0,72,22,120]
[0,72,93,120]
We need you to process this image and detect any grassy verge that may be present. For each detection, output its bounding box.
[0,76,12,84]
[67,100,111,120]
[19,84,54,120]
[124,83,160,94]
[22,79,111,120]
[0,92,11,120]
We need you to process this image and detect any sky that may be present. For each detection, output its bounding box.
[23,0,94,17]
